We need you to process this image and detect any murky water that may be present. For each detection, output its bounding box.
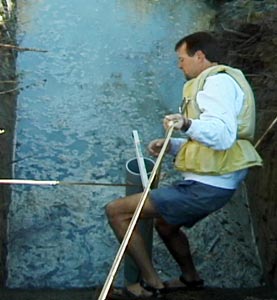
[8,0,218,288]
[8,0,212,287]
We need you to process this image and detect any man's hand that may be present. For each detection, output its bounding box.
[163,114,191,131]
[148,139,170,157]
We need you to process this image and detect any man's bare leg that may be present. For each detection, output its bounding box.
[105,193,164,296]
[155,218,202,287]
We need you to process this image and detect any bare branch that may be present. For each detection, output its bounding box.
[0,80,17,83]
[0,43,48,53]
[221,24,251,38]
[0,86,21,95]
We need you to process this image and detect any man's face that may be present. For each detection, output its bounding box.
[177,43,201,80]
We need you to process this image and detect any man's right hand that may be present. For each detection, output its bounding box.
[148,139,170,157]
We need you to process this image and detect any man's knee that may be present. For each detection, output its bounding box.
[155,218,179,238]
[105,201,119,225]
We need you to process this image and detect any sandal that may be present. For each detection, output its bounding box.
[140,279,166,298]
[109,279,166,299]
[179,274,204,289]
[164,274,204,292]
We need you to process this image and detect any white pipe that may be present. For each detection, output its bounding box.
[132,130,149,189]
[0,179,59,185]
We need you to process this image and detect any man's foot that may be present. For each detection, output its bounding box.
[109,280,166,299]
[164,274,204,292]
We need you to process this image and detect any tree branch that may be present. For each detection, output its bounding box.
[220,24,251,38]
[0,43,47,53]
[0,86,21,95]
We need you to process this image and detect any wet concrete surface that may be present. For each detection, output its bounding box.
[0,286,276,300]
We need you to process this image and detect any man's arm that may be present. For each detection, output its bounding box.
[186,73,244,150]
[169,138,187,155]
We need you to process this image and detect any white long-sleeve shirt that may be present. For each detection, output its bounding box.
[170,73,248,189]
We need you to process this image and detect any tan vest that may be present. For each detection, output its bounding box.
[175,65,263,175]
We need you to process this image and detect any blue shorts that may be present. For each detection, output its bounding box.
[150,180,235,227]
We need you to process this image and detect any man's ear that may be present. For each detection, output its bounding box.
[195,50,206,61]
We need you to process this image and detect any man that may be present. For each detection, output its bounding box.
[106,31,262,298]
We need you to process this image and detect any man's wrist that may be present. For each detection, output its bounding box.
[181,118,192,132]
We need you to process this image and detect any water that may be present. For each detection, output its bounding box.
[8,0,215,288]
[8,0,262,289]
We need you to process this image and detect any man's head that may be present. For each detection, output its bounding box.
[175,31,222,79]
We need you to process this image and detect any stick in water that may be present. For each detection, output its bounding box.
[0,179,136,187]
[0,179,59,185]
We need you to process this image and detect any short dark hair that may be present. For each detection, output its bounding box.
[175,31,222,62]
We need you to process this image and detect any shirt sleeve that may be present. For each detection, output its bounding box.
[185,73,244,150]
[169,138,188,156]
